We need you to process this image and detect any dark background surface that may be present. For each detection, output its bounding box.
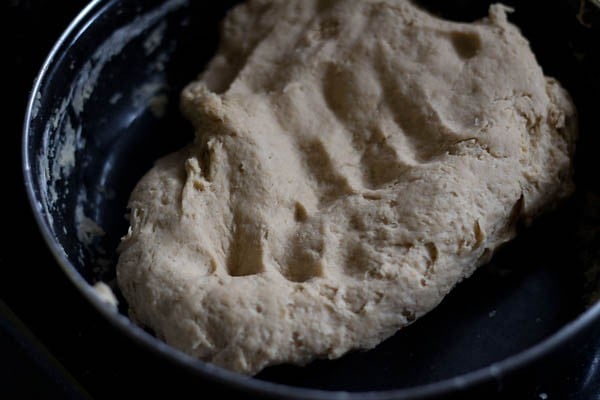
[3,1,600,399]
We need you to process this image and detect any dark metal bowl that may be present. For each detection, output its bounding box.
[22,0,600,398]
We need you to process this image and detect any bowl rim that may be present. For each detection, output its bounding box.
[22,0,600,398]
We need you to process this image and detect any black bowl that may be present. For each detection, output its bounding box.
[23,0,600,398]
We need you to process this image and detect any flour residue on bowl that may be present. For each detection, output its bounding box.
[109,92,123,104]
[144,21,167,55]
[41,110,85,206]
[92,281,119,309]
[75,195,105,247]
[31,90,42,120]
[132,82,169,118]
[37,0,188,224]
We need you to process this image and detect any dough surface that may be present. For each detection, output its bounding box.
[117,0,577,375]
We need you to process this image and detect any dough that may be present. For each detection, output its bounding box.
[117,0,577,375]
